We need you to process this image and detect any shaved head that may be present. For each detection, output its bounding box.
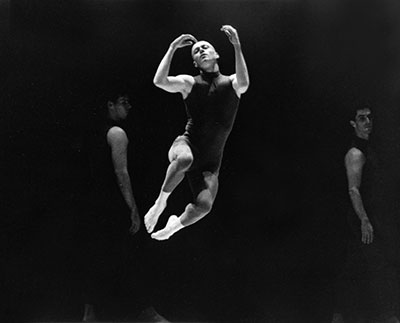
[191,40,216,58]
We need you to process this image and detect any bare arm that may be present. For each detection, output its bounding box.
[345,147,373,244]
[153,34,197,96]
[221,25,250,96]
[107,126,140,234]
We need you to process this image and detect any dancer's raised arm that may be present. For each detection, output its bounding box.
[153,34,197,97]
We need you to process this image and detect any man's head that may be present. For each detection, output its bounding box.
[95,78,132,121]
[107,94,131,121]
[191,40,220,71]
[350,106,373,140]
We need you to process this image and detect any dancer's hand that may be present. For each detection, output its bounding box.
[221,25,240,45]
[129,208,141,235]
[170,34,198,50]
[361,218,373,244]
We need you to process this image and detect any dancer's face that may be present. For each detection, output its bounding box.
[191,41,219,70]
[351,108,373,139]
[108,95,131,121]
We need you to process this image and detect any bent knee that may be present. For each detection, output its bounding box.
[202,171,219,188]
[202,171,216,177]
[195,200,213,215]
[175,153,193,170]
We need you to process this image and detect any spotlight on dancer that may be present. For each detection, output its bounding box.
[145,25,249,240]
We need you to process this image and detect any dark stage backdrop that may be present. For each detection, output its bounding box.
[1,0,400,322]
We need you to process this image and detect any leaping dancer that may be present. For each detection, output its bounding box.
[145,25,249,240]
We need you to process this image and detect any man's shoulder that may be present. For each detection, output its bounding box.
[178,74,196,84]
[107,126,127,136]
[345,147,365,163]
[107,126,128,146]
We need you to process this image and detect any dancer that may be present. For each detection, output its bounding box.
[331,106,399,323]
[81,84,168,322]
[145,25,249,240]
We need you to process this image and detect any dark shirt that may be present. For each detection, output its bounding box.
[87,117,130,216]
[339,139,399,320]
[347,136,380,227]
[183,71,240,172]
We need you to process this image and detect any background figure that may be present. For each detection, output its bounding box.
[144,25,249,240]
[332,106,400,323]
[78,82,167,322]
[79,82,138,321]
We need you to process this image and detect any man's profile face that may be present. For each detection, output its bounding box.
[191,41,219,69]
[351,108,373,138]
[109,95,131,120]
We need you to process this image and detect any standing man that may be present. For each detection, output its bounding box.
[145,25,249,240]
[81,85,168,322]
[332,106,399,323]
[81,87,140,321]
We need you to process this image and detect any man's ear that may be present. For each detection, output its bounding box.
[350,120,356,129]
[215,52,220,59]
[193,61,198,68]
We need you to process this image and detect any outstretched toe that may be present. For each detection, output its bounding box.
[144,202,166,233]
[151,215,183,241]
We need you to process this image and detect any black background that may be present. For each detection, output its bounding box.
[1,0,400,322]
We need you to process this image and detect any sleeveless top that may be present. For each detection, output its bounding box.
[183,71,240,171]
[87,117,131,216]
[347,136,380,226]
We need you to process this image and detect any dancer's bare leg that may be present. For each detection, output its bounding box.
[144,140,193,233]
[151,171,218,240]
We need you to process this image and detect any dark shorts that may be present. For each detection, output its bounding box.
[172,134,220,199]
[172,134,222,174]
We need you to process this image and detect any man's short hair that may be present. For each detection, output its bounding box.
[98,78,131,107]
[86,76,131,121]
[349,101,372,121]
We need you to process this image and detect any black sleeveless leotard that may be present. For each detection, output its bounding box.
[179,70,240,173]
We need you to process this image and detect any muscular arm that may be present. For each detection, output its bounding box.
[345,148,367,221]
[221,25,250,95]
[107,127,137,212]
[345,147,373,244]
[231,43,250,95]
[153,34,196,96]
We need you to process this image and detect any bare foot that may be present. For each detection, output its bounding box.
[151,215,184,240]
[331,313,344,323]
[82,303,97,322]
[137,306,170,322]
[144,200,166,233]
[387,316,400,323]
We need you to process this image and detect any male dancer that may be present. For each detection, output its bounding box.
[332,106,399,323]
[145,25,249,240]
[82,85,167,322]
[81,88,139,321]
